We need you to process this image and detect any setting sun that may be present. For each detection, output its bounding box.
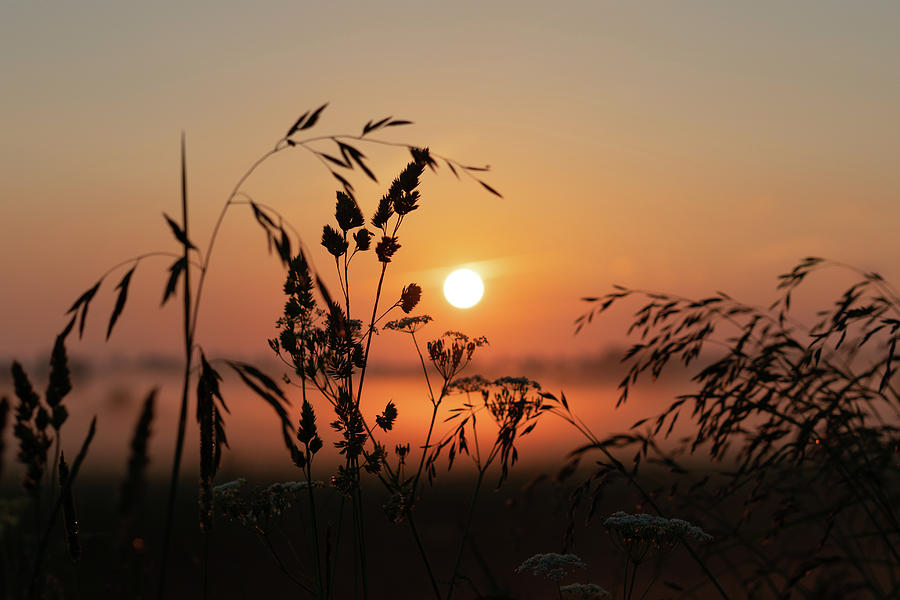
[443,268,484,309]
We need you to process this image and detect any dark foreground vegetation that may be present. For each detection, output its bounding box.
[1,108,898,599]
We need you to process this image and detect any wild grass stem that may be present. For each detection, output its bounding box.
[548,408,730,599]
[407,513,442,600]
[446,468,485,600]
[261,530,313,594]
[157,134,195,600]
[300,443,324,598]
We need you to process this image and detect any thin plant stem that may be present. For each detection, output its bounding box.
[351,485,360,599]
[355,264,387,408]
[202,531,209,600]
[627,561,639,600]
[260,531,314,594]
[157,134,195,600]
[353,474,369,600]
[27,417,96,600]
[48,434,61,495]
[301,363,324,600]
[623,559,630,600]
[550,408,731,600]
[304,451,324,600]
[188,146,279,341]
[327,496,346,600]
[446,468,485,600]
[412,404,438,493]
[407,513,442,600]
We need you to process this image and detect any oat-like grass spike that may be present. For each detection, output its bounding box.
[409,146,436,170]
[330,389,367,460]
[284,252,316,313]
[375,401,398,431]
[11,362,51,496]
[297,400,322,453]
[375,236,401,263]
[393,189,420,216]
[335,190,364,231]
[330,465,356,497]
[354,228,372,251]
[363,442,387,474]
[197,355,220,532]
[321,224,348,257]
[0,397,8,482]
[400,283,421,313]
[391,160,426,215]
[371,194,394,231]
[45,332,72,430]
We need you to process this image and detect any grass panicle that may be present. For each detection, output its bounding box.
[0,397,9,483]
[119,390,156,519]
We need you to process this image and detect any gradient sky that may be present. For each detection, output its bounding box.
[3,1,900,369]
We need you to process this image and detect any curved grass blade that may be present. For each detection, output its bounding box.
[107,264,136,339]
[162,257,187,306]
[163,213,197,250]
[226,361,294,453]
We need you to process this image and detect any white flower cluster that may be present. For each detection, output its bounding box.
[560,583,611,599]
[603,511,712,545]
[213,478,247,495]
[515,553,587,582]
[213,479,323,528]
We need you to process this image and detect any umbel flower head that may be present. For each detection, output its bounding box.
[385,315,433,334]
[427,331,488,381]
[604,511,712,563]
[484,377,543,425]
[560,583,611,600]
[515,553,587,582]
[214,478,322,529]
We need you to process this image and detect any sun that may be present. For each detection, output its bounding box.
[443,268,484,309]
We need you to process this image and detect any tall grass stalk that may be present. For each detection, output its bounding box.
[47,107,501,598]
[446,468,485,600]
[157,132,194,600]
[569,257,900,598]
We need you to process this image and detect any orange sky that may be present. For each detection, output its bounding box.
[3,1,900,370]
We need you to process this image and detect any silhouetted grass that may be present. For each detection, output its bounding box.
[3,105,898,599]
[569,258,900,598]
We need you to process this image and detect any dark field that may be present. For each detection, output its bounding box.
[0,469,773,599]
